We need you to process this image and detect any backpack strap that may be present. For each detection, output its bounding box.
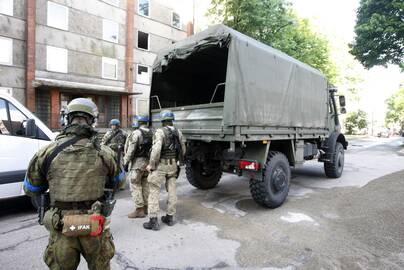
[41,136,83,179]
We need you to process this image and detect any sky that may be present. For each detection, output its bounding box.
[175,0,403,127]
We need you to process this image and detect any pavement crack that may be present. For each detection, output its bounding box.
[0,235,47,252]
[0,221,38,235]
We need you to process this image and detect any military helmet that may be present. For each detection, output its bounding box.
[110,119,120,126]
[160,110,174,121]
[135,113,150,123]
[66,98,98,124]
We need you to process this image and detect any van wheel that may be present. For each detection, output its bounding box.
[250,151,291,208]
[186,159,222,189]
[324,142,344,178]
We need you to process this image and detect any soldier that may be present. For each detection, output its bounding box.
[144,110,186,231]
[24,98,119,270]
[102,119,127,189]
[123,114,152,218]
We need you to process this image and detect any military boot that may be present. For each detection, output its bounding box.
[128,207,146,218]
[143,217,159,231]
[161,215,175,226]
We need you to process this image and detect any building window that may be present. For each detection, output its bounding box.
[103,19,119,43]
[138,0,149,17]
[137,31,149,50]
[136,64,150,85]
[102,0,119,7]
[172,11,181,29]
[46,46,68,73]
[0,0,13,16]
[0,37,12,65]
[102,57,118,80]
[47,1,68,30]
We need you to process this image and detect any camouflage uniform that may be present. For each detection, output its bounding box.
[123,127,152,217]
[102,128,126,189]
[24,120,118,269]
[147,126,186,220]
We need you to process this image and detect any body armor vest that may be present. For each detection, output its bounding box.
[48,137,108,203]
[161,127,180,159]
[136,128,153,157]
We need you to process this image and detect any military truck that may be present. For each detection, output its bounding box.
[149,24,348,208]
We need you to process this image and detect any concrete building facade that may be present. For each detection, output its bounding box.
[0,0,190,128]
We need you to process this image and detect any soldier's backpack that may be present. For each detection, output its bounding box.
[136,128,153,157]
[164,127,184,165]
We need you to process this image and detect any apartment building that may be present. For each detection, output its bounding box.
[0,0,190,128]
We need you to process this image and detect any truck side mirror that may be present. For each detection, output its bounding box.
[339,96,346,107]
[340,107,347,114]
[25,118,37,137]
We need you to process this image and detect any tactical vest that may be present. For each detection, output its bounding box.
[47,137,109,203]
[161,127,180,159]
[135,128,153,157]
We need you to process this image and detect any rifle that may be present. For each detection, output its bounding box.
[102,144,123,217]
[37,193,50,225]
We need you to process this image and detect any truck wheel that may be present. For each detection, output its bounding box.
[324,142,344,178]
[249,151,290,208]
[185,159,222,189]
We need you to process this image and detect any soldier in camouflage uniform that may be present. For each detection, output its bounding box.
[144,110,186,231]
[102,119,127,189]
[123,114,153,218]
[24,98,119,270]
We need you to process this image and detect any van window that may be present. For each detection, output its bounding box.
[9,102,28,136]
[0,99,11,135]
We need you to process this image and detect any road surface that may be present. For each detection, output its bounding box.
[0,136,403,269]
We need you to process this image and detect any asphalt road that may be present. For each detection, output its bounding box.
[1,136,403,269]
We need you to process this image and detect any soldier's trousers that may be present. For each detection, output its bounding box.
[129,168,149,208]
[44,230,115,270]
[147,161,177,218]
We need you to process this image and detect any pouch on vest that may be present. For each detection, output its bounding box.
[62,214,105,237]
[43,208,62,232]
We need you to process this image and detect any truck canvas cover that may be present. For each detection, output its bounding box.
[152,24,328,129]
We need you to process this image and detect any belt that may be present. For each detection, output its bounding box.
[161,158,176,165]
[54,200,96,210]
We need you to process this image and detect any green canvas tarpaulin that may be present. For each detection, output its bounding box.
[153,24,329,129]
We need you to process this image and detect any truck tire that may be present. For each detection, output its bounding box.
[324,142,344,178]
[185,159,222,190]
[249,151,291,208]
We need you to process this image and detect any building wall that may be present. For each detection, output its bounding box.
[0,0,27,104]
[132,0,188,115]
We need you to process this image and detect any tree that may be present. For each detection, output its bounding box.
[345,110,368,135]
[350,0,404,69]
[385,86,404,129]
[208,0,337,83]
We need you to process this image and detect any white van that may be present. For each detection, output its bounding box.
[0,93,55,199]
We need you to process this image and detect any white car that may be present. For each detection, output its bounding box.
[0,94,55,200]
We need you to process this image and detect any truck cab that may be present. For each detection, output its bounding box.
[0,94,55,200]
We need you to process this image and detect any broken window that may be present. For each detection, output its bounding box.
[137,31,149,50]
[136,64,150,85]
[103,19,119,43]
[172,12,181,29]
[138,0,149,17]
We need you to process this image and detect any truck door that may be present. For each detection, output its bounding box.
[0,98,40,198]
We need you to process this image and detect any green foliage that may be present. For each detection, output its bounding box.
[345,110,368,135]
[350,0,404,69]
[208,0,337,83]
[385,86,404,129]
